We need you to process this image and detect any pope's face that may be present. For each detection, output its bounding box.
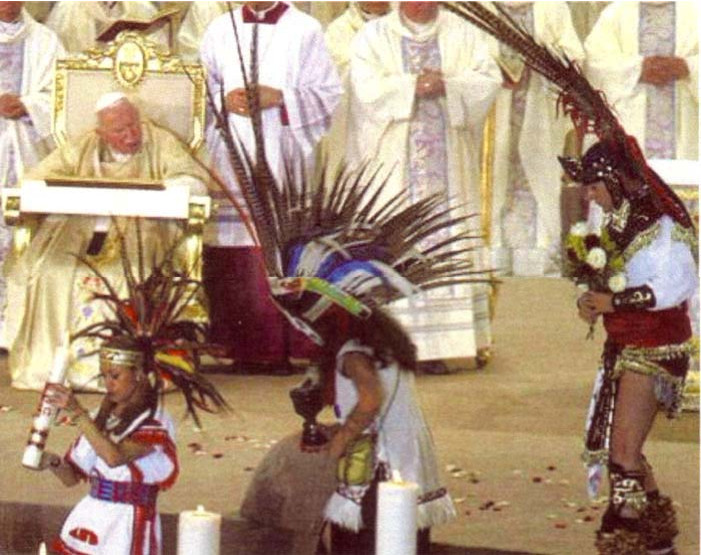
[0,2,23,22]
[584,181,615,213]
[97,101,143,155]
[400,2,439,24]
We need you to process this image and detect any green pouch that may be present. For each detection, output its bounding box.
[337,434,375,486]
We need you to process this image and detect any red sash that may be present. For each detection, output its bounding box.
[603,303,691,348]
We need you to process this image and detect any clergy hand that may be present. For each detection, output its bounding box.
[416,69,445,99]
[0,94,27,119]
[659,56,689,81]
[225,89,249,116]
[225,86,284,117]
[641,56,688,86]
[257,85,284,110]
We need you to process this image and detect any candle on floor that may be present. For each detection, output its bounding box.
[177,505,221,555]
[376,471,419,555]
[22,341,71,469]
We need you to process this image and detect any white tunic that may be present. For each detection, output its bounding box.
[348,9,501,212]
[321,4,378,175]
[0,9,63,188]
[200,2,342,247]
[487,2,584,276]
[584,1,698,160]
[347,9,501,362]
[616,214,697,310]
[324,340,456,532]
[57,409,178,555]
[0,10,63,346]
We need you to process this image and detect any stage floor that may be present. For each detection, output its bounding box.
[0,278,698,554]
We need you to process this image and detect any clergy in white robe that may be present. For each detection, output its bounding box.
[348,3,501,369]
[5,95,209,391]
[201,1,342,247]
[199,1,341,366]
[322,2,391,175]
[176,1,232,61]
[0,4,64,344]
[487,2,584,276]
[45,1,168,54]
[584,1,698,161]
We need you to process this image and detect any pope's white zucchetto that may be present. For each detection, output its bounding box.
[95,92,129,113]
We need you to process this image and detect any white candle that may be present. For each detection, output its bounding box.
[177,505,221,555]
[376,473,419,555]
[22,343,71,469]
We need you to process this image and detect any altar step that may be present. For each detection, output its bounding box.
[0,502,294,554]
[0,501,539,554]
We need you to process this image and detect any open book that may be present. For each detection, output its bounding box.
[97,6,182,43]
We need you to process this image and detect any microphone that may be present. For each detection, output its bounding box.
[86,216,110,256]
[86,232,107,256]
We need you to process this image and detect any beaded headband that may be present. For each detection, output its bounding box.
[99,346,145,367]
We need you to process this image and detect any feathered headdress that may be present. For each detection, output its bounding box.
[205,11,494,345]
[442,1,693,230]
[71,220,229,425]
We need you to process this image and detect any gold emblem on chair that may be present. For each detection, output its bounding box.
[114,39,147,88]
[53,31,206,151]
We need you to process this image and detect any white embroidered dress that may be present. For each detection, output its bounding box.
[324,340,456,532]
[55,409,178,555]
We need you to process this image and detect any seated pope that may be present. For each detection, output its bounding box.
[4,92,210,391]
